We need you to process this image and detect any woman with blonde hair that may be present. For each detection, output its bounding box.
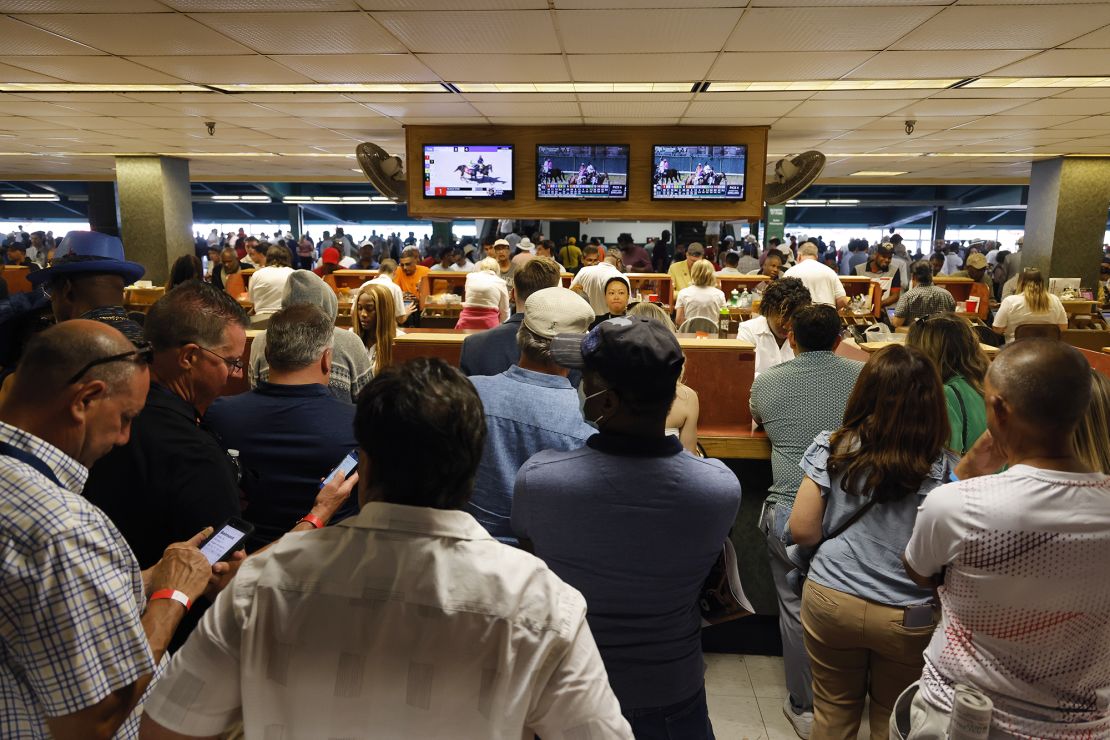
[629,301,700,453]
[455,256,510,330]
[351,282,398,376]
[906,312,989,454]
[1074,370,1110,474]
[992,267,1067,343]
[675,258,726,327]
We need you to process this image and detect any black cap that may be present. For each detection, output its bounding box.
[550,317,684,397]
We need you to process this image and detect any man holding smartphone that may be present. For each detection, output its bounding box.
[0,321,218,739]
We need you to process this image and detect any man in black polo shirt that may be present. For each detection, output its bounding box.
[84,281,248,569]
[204,304,358,550]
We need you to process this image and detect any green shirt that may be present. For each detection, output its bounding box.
[944,375,987,454]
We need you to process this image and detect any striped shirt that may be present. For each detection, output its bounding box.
[0,421,153,738]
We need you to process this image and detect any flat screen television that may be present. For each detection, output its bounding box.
[536,144,629,200]
[423,144,514,199]
[651,145,746,200]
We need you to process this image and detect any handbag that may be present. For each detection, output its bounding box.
[785,498,877,596]
[699,537,755,626]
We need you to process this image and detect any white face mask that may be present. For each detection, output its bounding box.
[577,383,607,429]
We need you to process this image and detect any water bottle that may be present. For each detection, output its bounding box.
[228,449,243,485]
[740,287,752,309]
[718,305,730,338]
[730,288,740,307]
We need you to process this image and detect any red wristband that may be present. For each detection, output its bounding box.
[297,513,324,529]
[149,589,191,611]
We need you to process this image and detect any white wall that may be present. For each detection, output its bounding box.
[576,221,671,243]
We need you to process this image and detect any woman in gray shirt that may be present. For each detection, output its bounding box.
[788,344,956,740]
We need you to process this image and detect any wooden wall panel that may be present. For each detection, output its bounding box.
[405,124,768,221]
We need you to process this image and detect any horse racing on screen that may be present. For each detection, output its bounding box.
[652,145,746,200]
[536,145,628,200]
[423,144,515,199]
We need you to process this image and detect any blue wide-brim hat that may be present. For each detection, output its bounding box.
[28,230,145,286]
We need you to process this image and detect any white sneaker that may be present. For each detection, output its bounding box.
[783,697,813,739]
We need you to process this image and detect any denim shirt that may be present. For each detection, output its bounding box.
[466,365,595,544]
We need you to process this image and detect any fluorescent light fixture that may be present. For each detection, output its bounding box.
[282,195,379,204]
[0,83,207,93]
[794,199,826,205]
[0,193,60,201]
[966,77,1110,89]
[826,199,861,205]
[849,171,908,176]
[210,83,446,93]
[785,199,858,207]
[826,152,925,158]
[453,82,690,93]
[209,195,272,203]
[708,79,959,92]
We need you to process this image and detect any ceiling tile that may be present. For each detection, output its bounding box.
[753,0,946,4]
[164,1,360,9]
[462,93,576,102]
[372,11,559,53]
[699,91,809,101]
[470,100,580,116]
[271,54,438,83]
[931,87,1054,99]
[684,100,798,117]
[487,116,583,125]
[709,52,873,81]
[576,93,693,102]
[0,60,61,82]
[44,101,183,117]
[261,102,385,118]
[895,98,1028,116]
[956,114,1090,129]
[396,116,489,124]
[582,117,680,125]
[0,56,187,84]
[147,101,280,117]
[845,50,1037,79]
[557,9,743,54]
[791,98,922,117]
[556,0,744,6]
[567,53,714,82]
[725,6,938,52]
[1061,23,1110,48]
[857,116,984,131]
[14,13,253,55]
[579,100,689,117]
[0,1,167,9]
[341,92,453,103]
[0,15,104,55]
[989,49,1110,77]
[113,117,205,129]
[681,117,778,127]
[417,54,569,82]
[0,116,78,130]
[52,116,159,130]
[893,5,1110,50]
[1001,98,1110,116]
[362,101,481,117]
[360,0,545,8]
[772,115,877,131]
[189,12,405,54]
[807,89,935,100]
[125,56,315,84]
[1048,115,1110,130]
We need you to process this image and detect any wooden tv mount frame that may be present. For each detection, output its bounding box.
[404,124,768,221]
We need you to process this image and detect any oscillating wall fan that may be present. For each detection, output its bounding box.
[764,151,825,205]
[356,143,406,203]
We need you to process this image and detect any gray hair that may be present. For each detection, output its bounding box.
[516,322,553,365]
[264,304,334,372]
[799,242,819,258]
[145,280,248,352]
[400,246,421,261]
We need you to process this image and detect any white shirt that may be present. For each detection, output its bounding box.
[736,315,795,377]
[992,292,1067,343]
[675,284,726,325]
[942,253,962,275]
[905,466,1110,739]
[448,260,475,272]
[368,275,407,319]
[569,263,625,315]
[783,258,846,307]
[144,503,631,740]
[247,265,294,315]
[463,270,511,321]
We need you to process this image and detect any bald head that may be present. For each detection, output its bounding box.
[988,339,1091,433]
[12,320,140,402]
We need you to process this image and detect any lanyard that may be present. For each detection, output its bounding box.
[0,440,63,488]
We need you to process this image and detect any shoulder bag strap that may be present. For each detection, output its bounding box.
[0,440,63,488]
[825,497,878,541]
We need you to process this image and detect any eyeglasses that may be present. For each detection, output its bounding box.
[196,344,245,374]
[67,341,154,385]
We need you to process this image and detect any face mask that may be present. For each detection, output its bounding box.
[577,383,607,429]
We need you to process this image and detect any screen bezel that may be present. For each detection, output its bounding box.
[650,144,748,202]
[422,143,515,200]
[534,144,630,202]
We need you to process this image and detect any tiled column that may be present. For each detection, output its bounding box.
[115,156,194,285]
[1023,156,1110,289]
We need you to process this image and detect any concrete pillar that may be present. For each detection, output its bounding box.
[288,204,304,239]
[1023,156,1110,288]
[431,221,453,247]
[115,156,194,285]
[86,181,120,237]
[930,206,947,245]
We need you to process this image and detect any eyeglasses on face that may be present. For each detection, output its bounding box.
[194,344,245,374]
[67,341,154,385]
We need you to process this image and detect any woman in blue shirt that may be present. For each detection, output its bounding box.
[788,345,956,740]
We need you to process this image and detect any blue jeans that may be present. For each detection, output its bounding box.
[624,686,715,740]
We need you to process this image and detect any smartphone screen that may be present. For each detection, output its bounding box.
[200,522,249,565]
[320,450,359,489]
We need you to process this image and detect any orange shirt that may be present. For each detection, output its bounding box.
[224,271,245,299]
[394,264,430,296]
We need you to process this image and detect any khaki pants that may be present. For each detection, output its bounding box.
[801,580,936,740]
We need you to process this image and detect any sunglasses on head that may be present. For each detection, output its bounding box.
[67,340,154,385]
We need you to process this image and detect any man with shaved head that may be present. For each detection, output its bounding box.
[0,320,217,738]
[898,339,1110,739]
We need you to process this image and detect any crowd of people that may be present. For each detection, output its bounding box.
[0,220,1108,740]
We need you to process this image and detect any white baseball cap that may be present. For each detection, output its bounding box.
[523,287,594,338]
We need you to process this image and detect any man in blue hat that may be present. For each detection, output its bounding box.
[27,231,146,345]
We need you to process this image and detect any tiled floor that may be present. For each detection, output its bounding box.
[704,653,872,740]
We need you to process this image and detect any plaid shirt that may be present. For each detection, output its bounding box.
[0,421,153,738]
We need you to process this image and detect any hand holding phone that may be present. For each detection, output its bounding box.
[199,517,255,565]
[321,450,359,490]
